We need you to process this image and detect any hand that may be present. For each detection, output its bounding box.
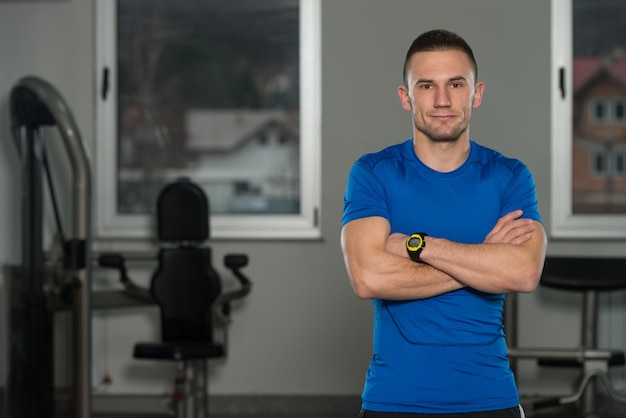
[385,233,410,258]
[484,210,535,245]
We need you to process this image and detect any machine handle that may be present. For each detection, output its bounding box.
[98,253,153,303]
[216,254,252,308]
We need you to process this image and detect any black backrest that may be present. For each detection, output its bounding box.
[151,178,222,343]
[152,247,221,342]
[157,177,209,241]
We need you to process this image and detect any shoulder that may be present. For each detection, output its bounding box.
[354,139,412,171]
[471,141,529,176]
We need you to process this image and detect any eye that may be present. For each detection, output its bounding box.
[451,82,462,88]
[420,84,432,90]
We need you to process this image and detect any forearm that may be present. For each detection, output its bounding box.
[347,249,464,300]
[341,218,464,300]
[421,230,546,294]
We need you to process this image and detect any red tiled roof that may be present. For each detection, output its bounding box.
[574,53,626,93]
[609,54,626,85]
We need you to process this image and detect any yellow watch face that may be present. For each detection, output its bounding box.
[406,234,424,251]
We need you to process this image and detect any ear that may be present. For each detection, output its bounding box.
[398,85,412,112]
[472,81,485,109]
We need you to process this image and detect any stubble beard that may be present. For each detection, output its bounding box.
[414,118,469,143]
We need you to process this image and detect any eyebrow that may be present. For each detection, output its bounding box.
[415,75,468,85]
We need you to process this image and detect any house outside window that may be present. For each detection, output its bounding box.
[615,151,625,176]
[589,147,625,178]
[589,98,626,125]
[615,99,625,122]
[591,150,608,177]
[551,0,626,237]
[96,0,321,240]
[574,82,626,215]
[590,98,608,123]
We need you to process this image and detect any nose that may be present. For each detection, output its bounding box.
[434,87,451,107]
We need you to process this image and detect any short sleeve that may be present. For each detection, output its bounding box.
[342,159,390,227]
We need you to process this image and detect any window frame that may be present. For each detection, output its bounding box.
[551,0,626,238]
[589,98,609,124]
[615,98,626,123]
[614,150,626,177]
[95,0,321,240]
[591,149,608,177]
[589,97,626,124]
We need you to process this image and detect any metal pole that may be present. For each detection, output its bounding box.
[7,125,55,418]
[582,290,598,416]
[504,292,518,377]
[14,77,93,418]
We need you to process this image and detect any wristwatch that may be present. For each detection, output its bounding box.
[406,232,428,263]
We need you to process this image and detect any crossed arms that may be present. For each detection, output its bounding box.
[340,210,547,300]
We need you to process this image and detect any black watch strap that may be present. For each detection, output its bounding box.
[406,232,428,263]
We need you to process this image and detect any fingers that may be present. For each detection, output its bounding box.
[491,210,523,232]
[509,231,533,246]
[484,210,535,245]
[486,219,535,244]
[484,210,519,242]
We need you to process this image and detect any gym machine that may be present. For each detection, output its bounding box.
[5,76,251,418]
[6,76,92,418]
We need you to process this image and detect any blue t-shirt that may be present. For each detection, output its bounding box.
[342,139,542,413]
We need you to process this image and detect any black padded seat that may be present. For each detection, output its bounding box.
[133,247,225,362]
[98,177,252,418]
[132,178,250,417]
[541,256,626,292]
[134,341,224,361]
[537,351,626,368]
[507,256,626,415]
[536,257,626,369]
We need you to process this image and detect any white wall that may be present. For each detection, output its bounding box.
[0,0,625,399]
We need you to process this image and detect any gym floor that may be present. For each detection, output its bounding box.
[522,398,626,418]
[90,398,626,418]
[28,393,626,418]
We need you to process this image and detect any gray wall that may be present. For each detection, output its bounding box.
[0,0,624,398]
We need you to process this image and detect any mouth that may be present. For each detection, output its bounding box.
[430,114,456,121]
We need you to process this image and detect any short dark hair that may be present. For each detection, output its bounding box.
[402,29,478,87]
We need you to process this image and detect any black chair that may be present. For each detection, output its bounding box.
[507,256,626,416]
[100,178,251,418]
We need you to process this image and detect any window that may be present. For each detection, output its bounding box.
[589,98,626,124]
[613,99,626,123]
[592,151,609,176]
[96,0,321,240]
[615,151,625,176]
[591,99,608,122]
[551,0,626,237]
[589,147,626,177]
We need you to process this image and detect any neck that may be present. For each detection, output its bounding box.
[412,135,471,173]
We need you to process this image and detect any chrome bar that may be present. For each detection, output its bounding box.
[508,347,616,361]
[16,76,92,418]
[582,289,598,416]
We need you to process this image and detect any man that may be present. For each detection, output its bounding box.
[340,29,547,418]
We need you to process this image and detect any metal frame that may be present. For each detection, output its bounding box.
[9,76,92,418]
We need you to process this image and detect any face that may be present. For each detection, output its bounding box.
[398,49,484,143]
